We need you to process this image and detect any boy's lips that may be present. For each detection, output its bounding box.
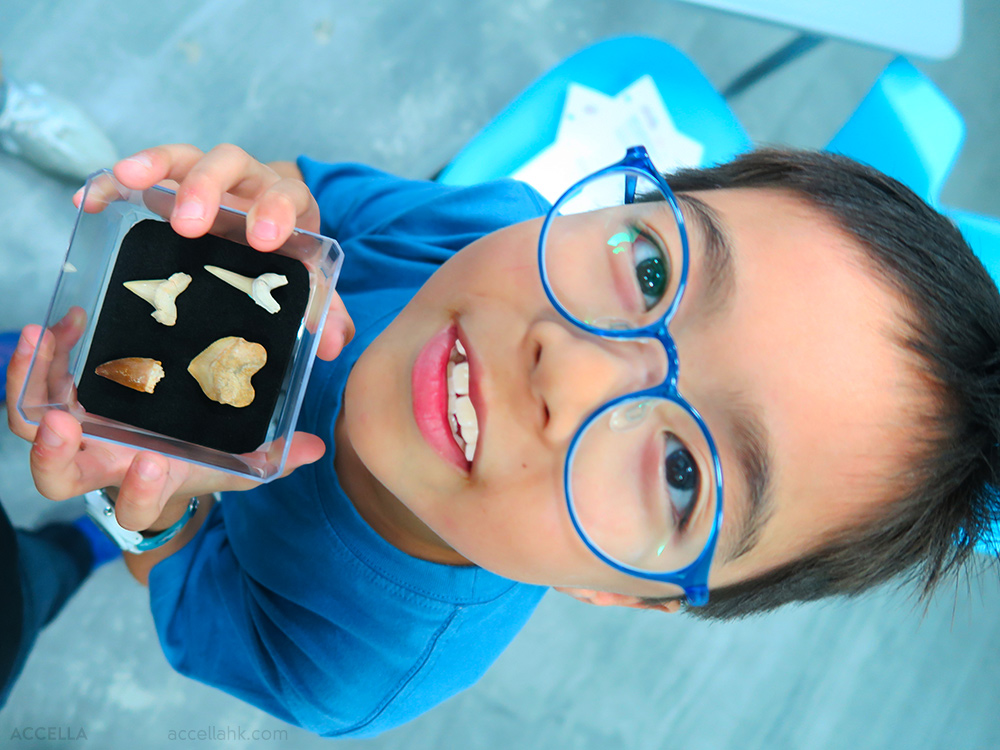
[411,323,484,473]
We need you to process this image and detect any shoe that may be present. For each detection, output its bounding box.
[0,75,118,183]
[0,330,18,405]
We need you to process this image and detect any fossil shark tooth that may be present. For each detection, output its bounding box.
[203,265,288,314]
[187,336,267,408]
[123,272,192,326]
[95,357,165,393]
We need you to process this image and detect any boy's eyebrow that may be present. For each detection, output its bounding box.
[669,194,771,561]
[676,194,735,318]
[673,194,772,559]
[721,403,774,563]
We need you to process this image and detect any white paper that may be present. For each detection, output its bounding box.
[512,76,705,204]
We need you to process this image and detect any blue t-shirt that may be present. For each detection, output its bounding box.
[148,160,550,737]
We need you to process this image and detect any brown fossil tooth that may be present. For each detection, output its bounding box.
[187,336,266,408]
[95,357,165,393]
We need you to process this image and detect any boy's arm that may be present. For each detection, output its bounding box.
[118,490,216,585]
[6,144,353,554]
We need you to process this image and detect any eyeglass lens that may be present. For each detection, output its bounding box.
[543,169,717,573]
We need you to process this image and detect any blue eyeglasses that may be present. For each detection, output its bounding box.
[537,145,724,606]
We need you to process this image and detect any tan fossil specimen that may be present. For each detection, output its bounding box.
[187,336,266,407]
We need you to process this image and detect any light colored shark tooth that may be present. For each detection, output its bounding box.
[95,357,165,393]
[123,272,192,326]
[203,265,289,314]
[187,336,266,408]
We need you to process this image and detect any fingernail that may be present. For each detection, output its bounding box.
[174,200,205,221]
[17,332,32,355]
[138,458,163,481]
[125,152,154,170]
[253,219,278,241]
[39,424,63,448]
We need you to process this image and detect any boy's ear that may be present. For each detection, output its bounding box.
[552,586,684,614]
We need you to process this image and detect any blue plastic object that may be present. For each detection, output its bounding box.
[437,36,751,186]
[826,57,965,207]
[950,208,1000,280]
[944,208,1000,555]
[537,146,722,606]
[0,330,18,404]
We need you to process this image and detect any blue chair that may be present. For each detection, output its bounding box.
[945,209,1000,554]
[436,35,751,187]
[439,39,963,213]
[0,330,18,404]
[949,209,1000,279]
[825,57,965,208]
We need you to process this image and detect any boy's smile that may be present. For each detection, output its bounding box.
[411,323,485,472]
[336,187,924,603]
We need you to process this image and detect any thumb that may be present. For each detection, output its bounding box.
[280,432,327,476]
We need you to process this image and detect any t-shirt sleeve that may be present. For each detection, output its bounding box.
[296,157,550,294]
[147,502,541,738]
[149,507,316,730]
[147,505,404,736]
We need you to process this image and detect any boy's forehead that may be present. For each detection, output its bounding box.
[677,188,921,580]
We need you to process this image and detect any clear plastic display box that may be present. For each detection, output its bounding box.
[17,170,344,481]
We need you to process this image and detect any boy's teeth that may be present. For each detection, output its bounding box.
[450,361,469,395]
[446,340,478,462]
[453,396,478,461]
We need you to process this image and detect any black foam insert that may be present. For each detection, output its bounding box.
[77,219,309,454]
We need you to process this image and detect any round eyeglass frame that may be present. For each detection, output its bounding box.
[536,145,725,607]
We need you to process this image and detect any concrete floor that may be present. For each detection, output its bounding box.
[1,0,999,748]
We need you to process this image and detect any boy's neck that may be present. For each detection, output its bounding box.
[333,410,473,567]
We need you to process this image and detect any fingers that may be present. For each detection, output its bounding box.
[315,293,355,361]
[48,307,87,396]
[245,178,321,250]
[114,452,175,531]
[109,144,319,252]
[279,432,327,477]
[7,306,88,440]
[6,326,51,441]
[116,432,325,530]
[28,410,88,501]
[73,172,129,213]
[168,144,283,240]
[112,144,206,192]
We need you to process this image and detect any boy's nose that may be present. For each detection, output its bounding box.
[528,319,668,444]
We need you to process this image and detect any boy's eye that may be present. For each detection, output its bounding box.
[664,434,699,531]
[630,227,670,312]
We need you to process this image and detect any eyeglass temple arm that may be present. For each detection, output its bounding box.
[624,174,637,205]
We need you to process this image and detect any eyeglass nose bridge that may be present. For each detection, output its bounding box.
[594,319,682,400]
[654,322,681,394]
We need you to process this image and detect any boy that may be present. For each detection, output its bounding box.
[6,142,999,735]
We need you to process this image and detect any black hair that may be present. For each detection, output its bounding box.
[644,149,1000,620]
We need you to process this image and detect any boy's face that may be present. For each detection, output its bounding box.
[340,187,921,600]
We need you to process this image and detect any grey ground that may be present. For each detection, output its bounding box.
[0,1,998,748]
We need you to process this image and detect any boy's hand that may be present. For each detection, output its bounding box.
[7,144,354,532]
[88,144,354,358]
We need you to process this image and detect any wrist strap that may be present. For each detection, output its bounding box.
[83,489,200,554]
